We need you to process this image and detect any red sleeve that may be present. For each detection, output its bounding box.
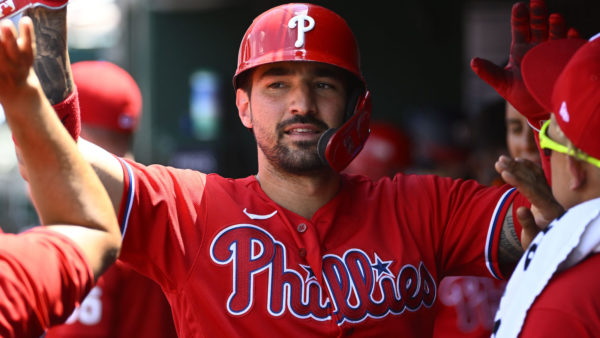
[115,158,208,292]
[0,228,93,338]
[411,175,518,280]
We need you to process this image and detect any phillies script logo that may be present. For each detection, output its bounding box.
[210,224,436,324]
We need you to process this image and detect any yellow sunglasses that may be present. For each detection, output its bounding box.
[539,118,600,168]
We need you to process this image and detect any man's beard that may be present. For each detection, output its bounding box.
[257,115,330,175]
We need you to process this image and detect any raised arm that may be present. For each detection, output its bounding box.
[0,16,119,279]
[26,6,126,214]
[477,0,571,276]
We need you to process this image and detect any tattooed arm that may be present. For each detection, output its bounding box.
[498,204,524,277]
[21,6,126,218]
[25,6,73,104]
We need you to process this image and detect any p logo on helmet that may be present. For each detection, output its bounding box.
[233,3,372,172]
[288,14,315,48]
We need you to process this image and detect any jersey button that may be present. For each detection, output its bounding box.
[297,223,307,233]
[298,248,307,257]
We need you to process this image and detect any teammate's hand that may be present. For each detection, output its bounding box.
[495,155,564,249]
[0,17,37,105]
[470,0,571,121]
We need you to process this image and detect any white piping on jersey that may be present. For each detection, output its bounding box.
[243,208,278,220]
[485,187,516,280]
[119,158,135,240]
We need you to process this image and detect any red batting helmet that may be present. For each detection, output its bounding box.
[234,3,364,89]
[233,3,371,172]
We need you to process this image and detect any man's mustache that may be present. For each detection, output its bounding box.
[277,115,329,134]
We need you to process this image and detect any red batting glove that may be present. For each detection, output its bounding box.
[470,0,569,123]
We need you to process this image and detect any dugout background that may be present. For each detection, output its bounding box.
[1,0,599,233]
[116,0,600,178]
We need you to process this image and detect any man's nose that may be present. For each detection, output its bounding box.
[288,84,317,116]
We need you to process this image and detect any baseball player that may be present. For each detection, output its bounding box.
[0,16,120,337]
[44,61,177,338]
[505,102,541,167]
[493,33,600,337]
[18,1,565,337]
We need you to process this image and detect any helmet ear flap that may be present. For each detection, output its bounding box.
[317,91,372,172]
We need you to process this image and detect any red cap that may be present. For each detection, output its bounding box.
[522,35,600,159]
[72,61,142,134]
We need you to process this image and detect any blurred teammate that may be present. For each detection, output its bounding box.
[0,16,120,337]
[45,61,177,338]
[14,1,566,336]
[493,34,600,337]
[343,121,411,179]
[505,102,540,166]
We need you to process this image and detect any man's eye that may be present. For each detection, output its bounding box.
[316,82,334,89]
[267,81,285,89]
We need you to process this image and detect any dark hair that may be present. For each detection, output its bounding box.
[234,68,255,95]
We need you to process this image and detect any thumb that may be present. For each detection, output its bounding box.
[470,57,509,96]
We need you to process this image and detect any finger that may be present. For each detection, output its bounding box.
[497,157,544,202]
[471,57,509,95]
[0,26,10,71]
[505,158,565,222]
[511,2,531,44]
[517,206,539,247]
[515,157,545,173]
[548,13,566,40]
[0,20,19,64]
[495,155,521,182]
[495,155,512,172]
[18,17,34,66]
[529,0,548,43]
[567,27,581,39]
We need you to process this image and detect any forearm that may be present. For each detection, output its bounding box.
[24,6,124,212]
[26,6,73,104]
[498,203,524,277]
[4,75,120,279]
[8,78,114,227]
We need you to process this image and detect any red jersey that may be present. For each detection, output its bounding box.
[0,227,93,338]
[116,159,520,337]
[519,253,600,337]
[44,261,177,338]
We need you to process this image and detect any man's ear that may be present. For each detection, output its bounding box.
[567,156,586,190]
[236,88,252,129]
